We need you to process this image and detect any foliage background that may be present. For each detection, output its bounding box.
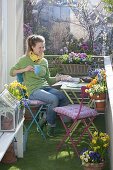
[24,0,113,55]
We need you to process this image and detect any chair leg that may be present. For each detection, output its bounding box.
[57,115,98,157]
[24,104,46,140]
[75,117,96,146]
[57,115,80,156]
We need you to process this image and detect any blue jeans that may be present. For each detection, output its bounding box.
[29,87,70,126]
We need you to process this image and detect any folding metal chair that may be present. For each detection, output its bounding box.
[22,99,47,146]
[54,86,99,156]
[17,73,47,150]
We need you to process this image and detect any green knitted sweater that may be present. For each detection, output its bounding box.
[10,55,56,96]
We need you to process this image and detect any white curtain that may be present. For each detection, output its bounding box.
[0,0,24,92]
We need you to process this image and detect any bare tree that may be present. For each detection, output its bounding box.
[49,22,69,53]
[67,0,100,53]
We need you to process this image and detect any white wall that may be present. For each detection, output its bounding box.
[0,0,2,91]
[104,56,113,170]
[0,0,24,91]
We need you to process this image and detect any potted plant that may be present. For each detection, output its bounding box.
[7,81,34,121]
[86,69,107,111]
[5,81,32,121]
[80,131,110,170]
[59,52,93,76]
[1,81,28,164]
[7,80,28,100]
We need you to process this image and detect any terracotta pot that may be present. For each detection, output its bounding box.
[83,162,105,170]
[91,93,106,100]
[91,93,106,112]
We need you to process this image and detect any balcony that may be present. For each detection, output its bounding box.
[0,1,113,170]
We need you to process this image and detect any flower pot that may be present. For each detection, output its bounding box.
[91,93,106,112]
[60,64,90,76]
[83,162,105,170]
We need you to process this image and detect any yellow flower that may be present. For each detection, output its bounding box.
[92,139,97,144]
[99,132,104,137]
[80,131,110,164]
[80,155,84,159]
[93,131,98,137]
[93,147,98,152]
[103,143,109,148]
[15,89,20,94]
[97,146,100,149]
[8,81,28,101]
[101,137,107,142]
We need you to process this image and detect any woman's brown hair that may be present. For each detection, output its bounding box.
[25,34,45,55]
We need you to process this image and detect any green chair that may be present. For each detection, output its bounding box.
[17,73,47,151]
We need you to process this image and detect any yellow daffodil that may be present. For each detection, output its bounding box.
[80,131,110,165]
[92,139,97,144]
[8,81,28,101]
[93,131,98,137]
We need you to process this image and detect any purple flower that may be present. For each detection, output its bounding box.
[64,47,68,51]
[79,53,87,59]
[60,49,63,54]
[81,43,89,50]
[89,151,101,163]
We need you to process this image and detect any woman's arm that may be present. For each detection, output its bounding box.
[10,65,34,77]
[10,56,34,77]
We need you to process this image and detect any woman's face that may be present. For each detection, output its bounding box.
[32,42,45,57]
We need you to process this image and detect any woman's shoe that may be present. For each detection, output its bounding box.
[37,118,46,132]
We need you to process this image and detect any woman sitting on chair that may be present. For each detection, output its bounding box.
[10,34,70,137]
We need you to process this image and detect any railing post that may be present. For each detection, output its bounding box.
[104,56,113,170]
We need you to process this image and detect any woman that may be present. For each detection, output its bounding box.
[10,34,70,137]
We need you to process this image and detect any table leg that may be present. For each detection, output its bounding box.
[63,89,74,104]
[71,90,80,104]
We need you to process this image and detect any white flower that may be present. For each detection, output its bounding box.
[84,158,88,162]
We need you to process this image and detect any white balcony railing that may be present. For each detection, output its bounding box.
[104,56,113,170]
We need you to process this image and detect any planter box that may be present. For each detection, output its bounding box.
[60,64,90,76]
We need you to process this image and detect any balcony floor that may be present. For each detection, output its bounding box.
[0,114,110,170]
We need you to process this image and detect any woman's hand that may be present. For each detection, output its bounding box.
[24,65,34,72]
[60,75,72,81]
[56,74,72,81]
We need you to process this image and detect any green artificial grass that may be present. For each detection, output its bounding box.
[0,115,110,170]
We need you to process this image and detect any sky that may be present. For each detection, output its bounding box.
[32,0,101,7]
[88,0,101,6]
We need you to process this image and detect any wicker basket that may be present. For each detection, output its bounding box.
[60,64,90,76]
[83,162,105,170]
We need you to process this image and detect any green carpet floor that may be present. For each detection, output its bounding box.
[0,114,110,170]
